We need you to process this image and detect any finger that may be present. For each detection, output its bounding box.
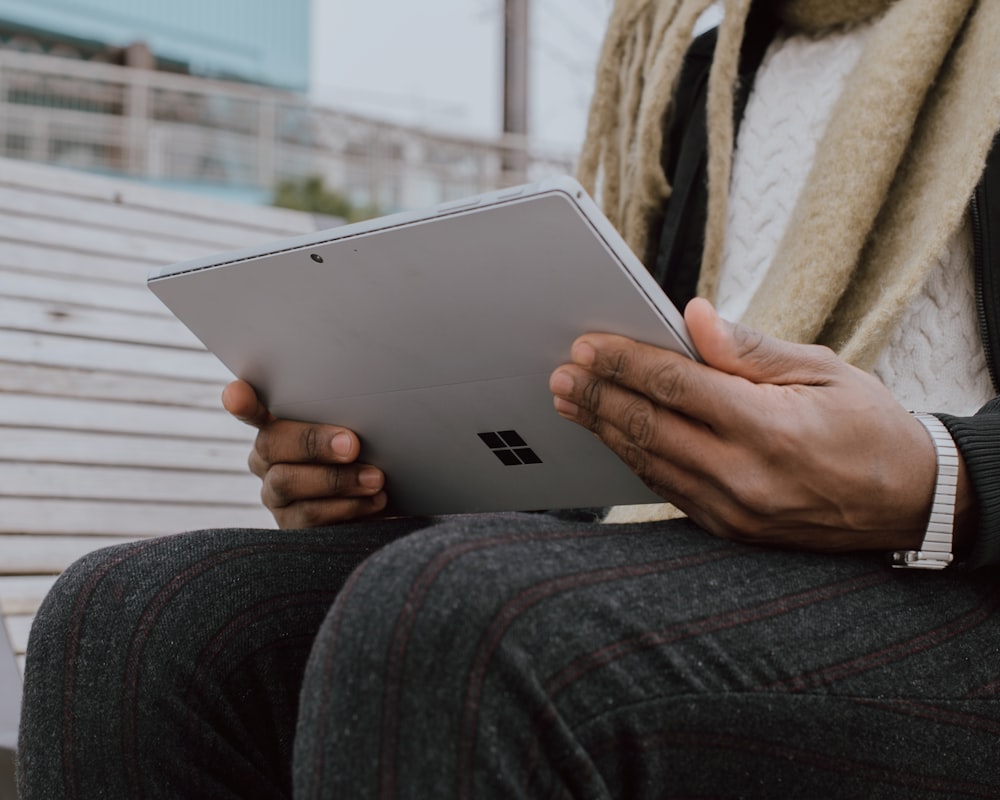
[550,374,756,534]
[253,419,362,467]
[554,337,733,425]
[551,366,719,474]
[271,493,389,529]
[261,462,384,509]
[683,298,841,385]
[222,380,274,428]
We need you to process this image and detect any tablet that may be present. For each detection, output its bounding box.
[148,176,697,516]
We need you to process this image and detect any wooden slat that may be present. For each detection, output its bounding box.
[0,239,162,284]
[0,535,148,575]
[0,499,274,536]
[0,576,59,616]
[2,429,253,472]
[2,267,170,316]
[0,394,248,440]
[0,213,216,263]
[6,615,30,657]
[0,330,230,382]
[0,156,317,236]
[0,463,261,505]
[1,295,203,349]
[0,362,224,408]
[0,185,301,252]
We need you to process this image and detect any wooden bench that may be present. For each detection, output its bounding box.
[0,157,324,676]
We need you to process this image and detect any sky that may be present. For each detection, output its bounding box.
[309,0,613,156]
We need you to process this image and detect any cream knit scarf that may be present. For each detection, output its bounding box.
[579,0,1000,524]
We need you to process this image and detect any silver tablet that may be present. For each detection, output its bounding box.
[148,176,697,515]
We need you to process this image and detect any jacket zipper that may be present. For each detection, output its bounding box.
[971,190,1000,394]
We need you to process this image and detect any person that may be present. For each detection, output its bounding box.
[17,0,1000,796]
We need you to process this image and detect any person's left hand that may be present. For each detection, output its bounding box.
[549,298,971,553]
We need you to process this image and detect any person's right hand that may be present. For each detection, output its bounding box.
[222,380,388,528]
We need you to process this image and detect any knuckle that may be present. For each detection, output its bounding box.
[710,507,763,543]
[731,325,791,376]
[803,342,839,369]
[253,427,274,463]
[734,491,778,526]
[264,464,297,506]
[809,342,838,363]
[300,426,321,461]
[724,480,779,535]
[248,449,264,478]
[608,350,630,382]
[579,375,604,413]
[581,412,605,437]
[731,322,767,358]
[645,358,690,407]
[643,474,674,500]
[622,397,657,449]
[323,465,348,496]
[296,503,327,529]
[618,442,664,495]
[619,440,648,475]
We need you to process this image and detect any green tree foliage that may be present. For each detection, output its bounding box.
[272,175,380,222]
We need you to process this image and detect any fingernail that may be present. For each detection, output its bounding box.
[553,397,580,418]
[572,341,596,367]
[332,433,353,458]
[359,467,383,490]
[549,370,574,396]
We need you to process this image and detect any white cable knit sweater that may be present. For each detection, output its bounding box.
[717,22,994,416]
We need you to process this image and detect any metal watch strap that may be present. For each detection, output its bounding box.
[891,413,957,570]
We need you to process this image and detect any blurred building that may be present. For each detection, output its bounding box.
[0,0,573,210]
[0,0,309,91]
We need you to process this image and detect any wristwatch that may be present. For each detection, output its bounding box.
[891,413,957,570]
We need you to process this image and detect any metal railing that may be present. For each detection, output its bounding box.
[0,49,577,210]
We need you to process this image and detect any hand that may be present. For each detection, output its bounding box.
[222,380,387,528]
[549,298,974,553]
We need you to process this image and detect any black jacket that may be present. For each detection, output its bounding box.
[652,22,1000,567]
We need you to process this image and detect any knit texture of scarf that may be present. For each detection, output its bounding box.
[579,0,1000,524]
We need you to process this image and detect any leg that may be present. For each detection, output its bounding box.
[17,519,426,800]
[296,513,1000,799]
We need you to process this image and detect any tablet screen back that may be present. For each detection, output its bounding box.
[149,177,695,515]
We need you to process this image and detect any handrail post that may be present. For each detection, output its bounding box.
[125,70,150,177]
[257,96,278,191]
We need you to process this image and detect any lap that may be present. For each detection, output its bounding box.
[298,513,1000,798]
[21,512,1000,799]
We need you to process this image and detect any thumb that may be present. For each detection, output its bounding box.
[222,380,275,428]
[684,297,839,385]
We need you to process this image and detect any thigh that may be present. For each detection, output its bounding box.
[295,514,1000,799]
[18,518,427,800]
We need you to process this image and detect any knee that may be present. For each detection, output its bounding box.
[26,539,157,669]
[317,517,534,658]
[25,531,257,695]
[19,538,170,770]
[294,515,577,798]
[302,515,565,707]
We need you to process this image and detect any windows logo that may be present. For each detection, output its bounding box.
[478,430,543,466]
